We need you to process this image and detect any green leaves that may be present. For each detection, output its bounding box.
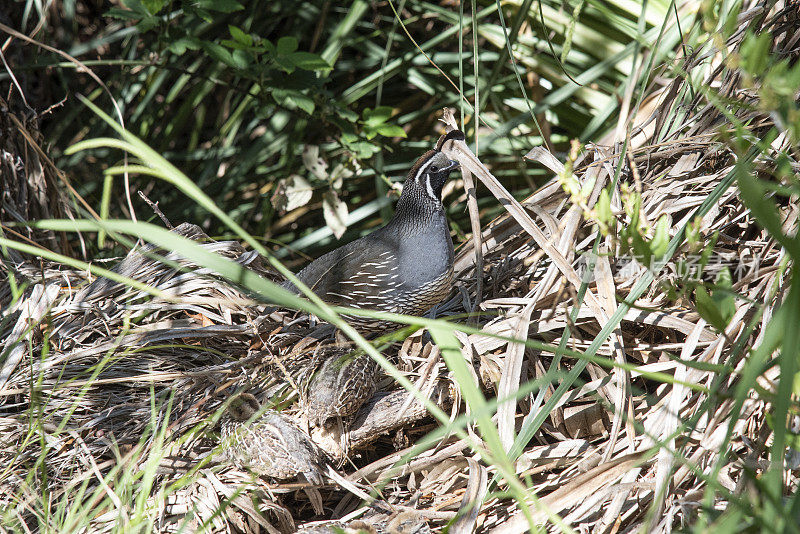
[695,268,736,331]
[185,0,244,22]
[276,36,298,55]
[738,30,800,144]
[361,107,407,139]
[271,88,315,115]
[739,31,772,78]
[215,28,332,76]
[592,180,737,333]
[165,36,201,55]
[736,152,800,260]
[109,0,244,30]
[270,36,332,74]
[205,28,333,116]
[117,4,334,118]
[337,133,375,158]
[201,41,247,69]
[594,188,613,235]
[290,52,333,72]
[106,0,161,31]
[598,183,673,268]
[192,0,243,13]
[274,37,299,72]
[227,25,253,47]
[649,215,671,260]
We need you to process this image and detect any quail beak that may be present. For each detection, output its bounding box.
[442,159,460,172]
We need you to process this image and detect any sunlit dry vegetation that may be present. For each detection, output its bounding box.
[1,0,799,532]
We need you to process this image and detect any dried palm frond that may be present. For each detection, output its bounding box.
[1,2,798,532]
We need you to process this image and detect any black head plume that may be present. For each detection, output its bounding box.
[407,129,464,181]
[397,130,465,209]
[435,129,466,151]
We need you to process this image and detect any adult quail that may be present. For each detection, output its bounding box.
[220,393,328,484]
[283,130,465,330]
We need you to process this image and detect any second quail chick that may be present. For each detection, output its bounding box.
[296,521,377,534]
[305,349,379,428]
[221,393,328,484]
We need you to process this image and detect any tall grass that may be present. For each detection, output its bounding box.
[28,0,670,265]
[1,0,798,532]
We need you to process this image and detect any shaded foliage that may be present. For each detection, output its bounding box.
[9,0,667,265]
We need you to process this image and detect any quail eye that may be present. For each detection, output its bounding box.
[430,166,439,173]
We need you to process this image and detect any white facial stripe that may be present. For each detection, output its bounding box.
[425,174,436,199]
[414,154,441,200]
[414,157,436,182]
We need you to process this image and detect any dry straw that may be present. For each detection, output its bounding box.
[1,2,798,532]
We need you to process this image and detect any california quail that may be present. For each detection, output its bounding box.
[283,130,465,330]
[304,347,380,428]
[220,393,328,484]
[295,509,429,534]
[296,521,377,534]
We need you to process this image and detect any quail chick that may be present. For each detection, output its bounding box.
[305,349,379,428]
[296,521,377,534]
[220,393,328,484]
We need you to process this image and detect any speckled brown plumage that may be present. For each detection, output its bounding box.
[295,509,430,534]
[304,348,379,428]
[220,393,328,484]
[296,521,377,534]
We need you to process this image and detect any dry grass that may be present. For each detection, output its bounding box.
[1,2,799,532]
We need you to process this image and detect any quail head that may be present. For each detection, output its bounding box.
[220,393,328,484]
[283,130,465,330]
